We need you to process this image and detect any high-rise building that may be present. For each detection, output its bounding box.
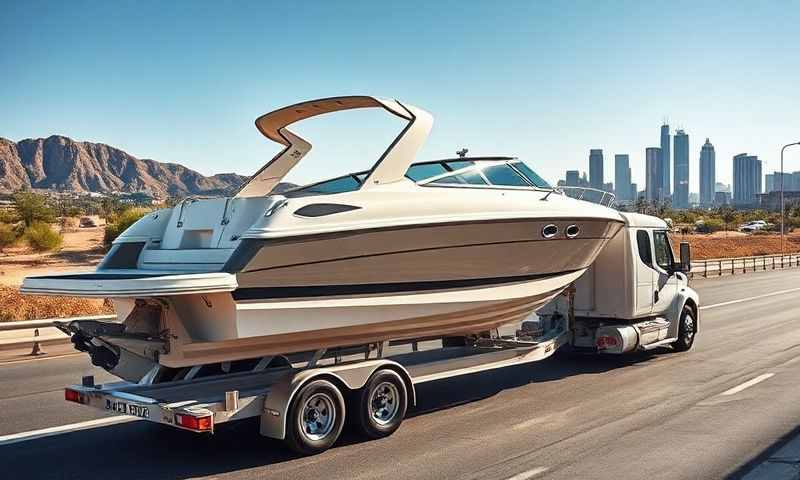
[565,170,580,187]
[631,183,638,200]
[614,154,632,201]
[673,130,689,208]
[699,138,716,206]
[603,182,614,193]
[646,147,663,203]
[733,153,762,206]
[589,149,604,189]
[765,171,800,193]
[660,124,671,197]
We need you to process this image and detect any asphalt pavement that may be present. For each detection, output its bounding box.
[1,268,800,479]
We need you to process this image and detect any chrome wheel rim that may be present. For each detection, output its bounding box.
[301,393,335,441]
[683,313,695,344]
[369,381,400,426]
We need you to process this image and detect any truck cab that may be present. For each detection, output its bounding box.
[539,212,699,353]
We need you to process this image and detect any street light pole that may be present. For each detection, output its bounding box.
[780,142,800,256]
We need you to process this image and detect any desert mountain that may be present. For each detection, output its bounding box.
[0,135,259,198]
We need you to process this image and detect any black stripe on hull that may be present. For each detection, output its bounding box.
[232,269,580,301]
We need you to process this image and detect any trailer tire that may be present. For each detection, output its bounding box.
[673,305,696,352]
[284,379,345,456]
[355,369,408,439]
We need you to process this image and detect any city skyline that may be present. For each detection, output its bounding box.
[2,2,798,191]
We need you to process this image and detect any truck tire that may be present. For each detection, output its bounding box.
[284,379,346,456]
[673,305,696,352]
[355,369,408,439]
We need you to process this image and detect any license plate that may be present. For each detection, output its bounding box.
[105,399,150,419]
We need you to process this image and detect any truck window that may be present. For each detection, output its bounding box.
[653,230,674,270]
[636,230,653,267]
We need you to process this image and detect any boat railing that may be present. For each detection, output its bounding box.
[558,186,616,207]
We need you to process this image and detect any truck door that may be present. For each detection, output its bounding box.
[651,230,679,315]
[634,230,655,315]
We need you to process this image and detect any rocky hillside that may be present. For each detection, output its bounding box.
[0,135,252,198]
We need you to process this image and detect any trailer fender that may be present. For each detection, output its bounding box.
[260,359,415,440]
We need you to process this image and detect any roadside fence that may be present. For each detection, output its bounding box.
[691,253,800,278]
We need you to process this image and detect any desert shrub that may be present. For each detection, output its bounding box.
[0,223,17,252]
[13,192,55,227]
[61,216,80,233]
[24,221,63,252]
[696,218,724,233]
[104,207,151,244]
[0,209,17,223]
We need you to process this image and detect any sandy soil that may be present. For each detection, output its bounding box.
[0,226,106,286]
[672,231,800,259]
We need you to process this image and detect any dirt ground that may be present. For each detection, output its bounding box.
[0,226,112,321]
[0,226,106,286]
[671,230,800,259]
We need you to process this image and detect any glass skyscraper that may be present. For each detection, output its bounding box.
[614,154,632,201]
[733,153,762,206]
[646,147,663,203]
[673,130,689,208]
[660,124,671,197]
[589,149,604,189]
[699,138,715,206]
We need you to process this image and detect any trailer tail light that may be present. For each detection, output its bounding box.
[65,389,85,404]
[596,335,618,350]
[175,413,213,432]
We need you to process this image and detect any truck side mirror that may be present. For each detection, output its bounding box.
[679,242,691,272]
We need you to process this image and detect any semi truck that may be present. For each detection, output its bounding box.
[60,212,698,455]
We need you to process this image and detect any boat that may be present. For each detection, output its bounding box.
[22,95,625,381]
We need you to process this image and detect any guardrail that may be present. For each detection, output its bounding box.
[690,253,800,278]
[0,314,115,357]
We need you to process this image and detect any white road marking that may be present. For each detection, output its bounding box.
[0,416,138,446]
[699,286,800,310]
[720,373,775,396]
[504,467,549,480]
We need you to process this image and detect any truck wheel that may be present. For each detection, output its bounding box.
[355,369,408,439]
[284,379,345,456]
[673,306,696,352]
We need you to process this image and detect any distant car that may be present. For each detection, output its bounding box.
[79,216,98,228]
[739,220,768,232]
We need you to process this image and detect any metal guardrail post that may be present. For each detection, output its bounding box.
[718,260,722,276]
[704,260,708,278]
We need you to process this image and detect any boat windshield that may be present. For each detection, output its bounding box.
[283,158,550,197]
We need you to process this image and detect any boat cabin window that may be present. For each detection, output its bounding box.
[430,170,488,185]
[445,160,475,171]
[285,175,362,197]
[636,230,653,267]
[406,163,448,182]
[652,230,674,270]
[511,162,552,189]
[481,164,530,187]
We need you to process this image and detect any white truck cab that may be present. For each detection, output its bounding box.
[539,212,699,353]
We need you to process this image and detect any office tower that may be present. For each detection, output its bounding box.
[646,147,663,203]
[614,154,632,201]
[732,153,763,206]
[673,130,689,208]
[766,174,775,193]
[630,183,638,200]
[699,138,716,206]
[589,149,604,189]
[660,124,671,197]
[603,182,614,193]
[565,170,580,187]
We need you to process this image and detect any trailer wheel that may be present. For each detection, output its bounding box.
[355,369,408,439]
[284,379,345,455]
[673,305,696,352]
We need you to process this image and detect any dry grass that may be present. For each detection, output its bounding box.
[0,286,114,322]
[673,232,800,260]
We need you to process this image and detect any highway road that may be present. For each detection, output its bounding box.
[2,268,800,479]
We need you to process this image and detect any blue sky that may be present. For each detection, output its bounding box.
[2,0,799,193]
